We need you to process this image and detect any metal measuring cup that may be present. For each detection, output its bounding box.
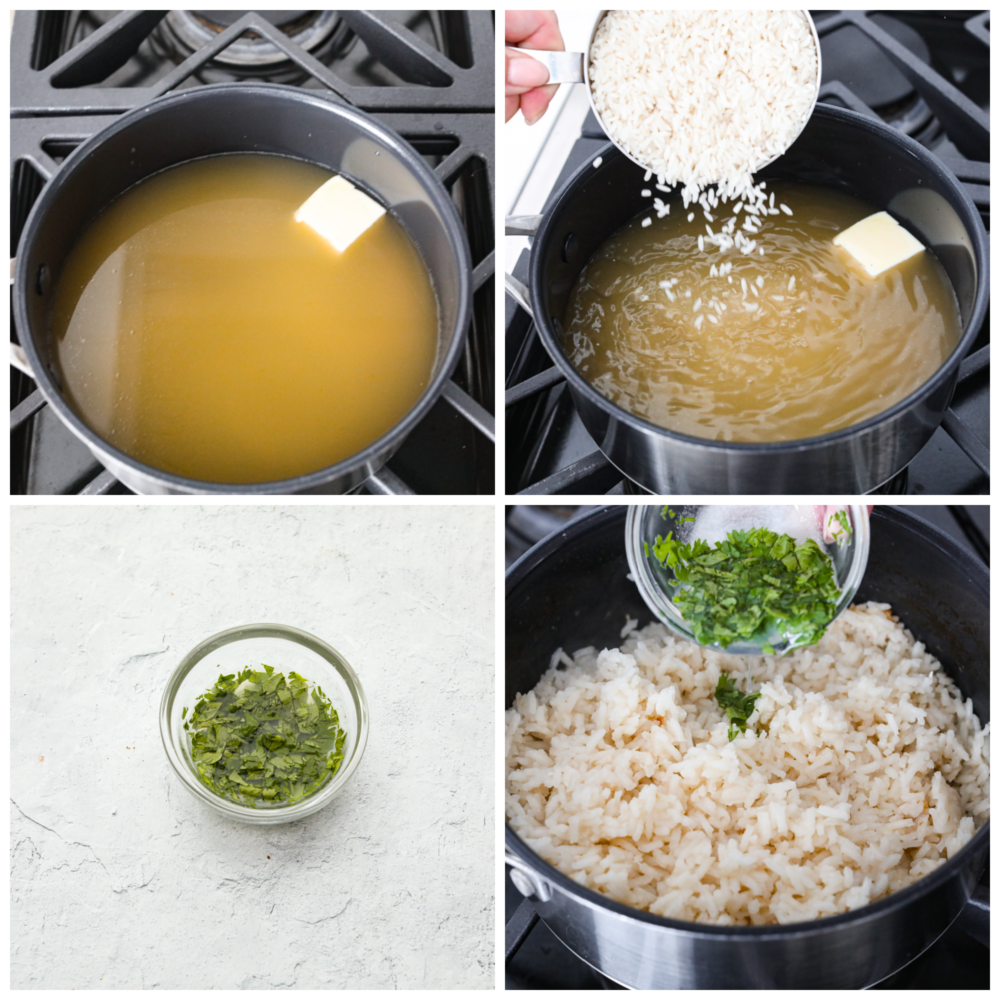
[506,10,823,178]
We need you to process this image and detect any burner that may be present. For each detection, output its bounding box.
[818,14,935,137]
[153,9,349,79]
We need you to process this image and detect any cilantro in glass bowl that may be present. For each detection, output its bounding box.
[625,504,870,656]
[160,624,369,824]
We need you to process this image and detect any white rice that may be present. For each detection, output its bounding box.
[590,11,816,211]
[506,604,989,926]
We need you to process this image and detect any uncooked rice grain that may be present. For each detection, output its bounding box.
[506,603,989,926]
[589,11,816,210]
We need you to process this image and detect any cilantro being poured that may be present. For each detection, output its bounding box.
[715,674,761,741]
[184,665,347,807]
[827,509,853,547]
[650,524,841,653]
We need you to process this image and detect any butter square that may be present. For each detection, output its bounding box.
[832,211,924,278]
[294,174,386,252]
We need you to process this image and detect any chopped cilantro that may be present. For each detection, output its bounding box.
[661,507,695,523]
[650,525,840,650]
[827,509,852,547]
[715,674,761,741]
[185,665,346,807]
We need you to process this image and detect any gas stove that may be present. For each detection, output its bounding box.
[505,503,989,989]
[505,10,989,495]
[11,10,494,494]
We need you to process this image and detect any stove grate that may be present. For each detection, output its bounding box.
[10,10,494,495]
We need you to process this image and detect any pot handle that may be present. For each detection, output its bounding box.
[9,258,35,377]
[504,273,533,318]
[504,215,543,319]
[11,344,34,378]
[505,849,552,902]
[505,47,585,85]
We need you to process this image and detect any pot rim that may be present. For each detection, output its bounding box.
[13,81,472,494]
[505,504,990,939]
[528,103,989,456]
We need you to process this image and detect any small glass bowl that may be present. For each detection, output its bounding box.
[160,623,369,824]
[625,504,870,656]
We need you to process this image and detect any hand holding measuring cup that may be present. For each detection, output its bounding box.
[506,10,821,183]
[505,10,564,125]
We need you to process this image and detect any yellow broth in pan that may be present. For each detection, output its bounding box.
[563,183,960,442]
[51,154,438,483]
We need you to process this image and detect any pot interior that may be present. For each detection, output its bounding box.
[507,504,988,725]
[21,84,466,394]
[536,104,983,353]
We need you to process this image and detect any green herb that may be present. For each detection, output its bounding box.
[184,665,347,807]
[661,506,695,523]
[650,526,840,651]
[827,509,852,547]
[715,674,761,741]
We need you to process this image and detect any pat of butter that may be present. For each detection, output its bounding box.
[294,175,386,252]
[832,211,924,278]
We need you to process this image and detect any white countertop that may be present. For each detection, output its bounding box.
[11,504,494,989]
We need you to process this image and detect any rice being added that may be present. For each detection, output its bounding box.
[505,604,989,925]
[590,11,817,211]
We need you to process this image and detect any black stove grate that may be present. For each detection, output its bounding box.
[505,10,988,496]
[11,10,494,495]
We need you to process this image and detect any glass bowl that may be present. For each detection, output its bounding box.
[625,504,870,656]
[160,623,369,824]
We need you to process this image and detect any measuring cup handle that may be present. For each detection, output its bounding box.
[505,47,585,85]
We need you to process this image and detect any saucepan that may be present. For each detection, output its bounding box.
[13,83,472,495]
[505,505,989,988]
[505,107,988,493]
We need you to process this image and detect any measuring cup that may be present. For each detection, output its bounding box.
[506,10,823,178]
[625,503,870,656]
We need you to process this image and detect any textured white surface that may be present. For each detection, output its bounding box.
[11,505,494,989]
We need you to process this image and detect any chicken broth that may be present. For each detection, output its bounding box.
[51,153,438,483]
[563,183,960,442]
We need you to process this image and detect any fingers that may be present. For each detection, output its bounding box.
[519,84,559,126]
[505,10,565,125]
[506,10,564,51]
[505,51,550,95]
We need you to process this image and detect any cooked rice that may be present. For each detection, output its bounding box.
[589,11,816,219]
[506,603,989,926]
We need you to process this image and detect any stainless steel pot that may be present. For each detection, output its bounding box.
[13,83,472,494]
[505,105,989,493]
[505,505,989,988]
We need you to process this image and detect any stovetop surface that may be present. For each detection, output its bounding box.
[505,10,989,496]
[11,10,495,495]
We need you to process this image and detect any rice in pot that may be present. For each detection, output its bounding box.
[505,603,989,925]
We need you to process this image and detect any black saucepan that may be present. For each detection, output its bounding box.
[14,82,471,495]
[506,505,989,988]
[510,105,988,494]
